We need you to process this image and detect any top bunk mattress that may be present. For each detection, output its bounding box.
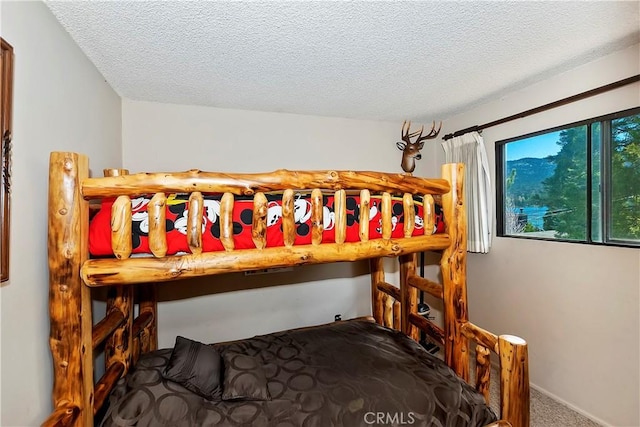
[100,319,496,427]
[89,193,445,257]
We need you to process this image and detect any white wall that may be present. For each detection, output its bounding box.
[122,100,408,347]
[419,44,639,427]
[0,2,122,425]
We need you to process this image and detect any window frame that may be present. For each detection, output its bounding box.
[496,106,640,249]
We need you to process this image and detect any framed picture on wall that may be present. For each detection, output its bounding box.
[1,38,14,283]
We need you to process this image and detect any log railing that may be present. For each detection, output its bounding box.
[372,163,530,427]
[41,402,80,427]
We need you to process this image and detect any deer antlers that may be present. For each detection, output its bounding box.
[396,120,442,174]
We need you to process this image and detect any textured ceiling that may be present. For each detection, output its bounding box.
[45,1,639,122]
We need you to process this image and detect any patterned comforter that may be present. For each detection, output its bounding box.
[100,320,496,427]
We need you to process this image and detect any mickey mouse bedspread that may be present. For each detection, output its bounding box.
[89,193,445,257]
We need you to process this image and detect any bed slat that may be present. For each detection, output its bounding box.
[148,193,167,257]
[310,189,323,245]
[111,196,132,259]
[359,189,370,242]
[403,193,415,238]
[220,193,234,251]
[186,192,203,254]
[423,194,435,235]
[252,192,268,249]
[381,192,392,239]
[282,189,295,247]
[334,189,346,244]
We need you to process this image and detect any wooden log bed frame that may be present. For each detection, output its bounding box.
[43,151,530,427]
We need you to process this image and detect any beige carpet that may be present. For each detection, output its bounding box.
[485,367,602,427]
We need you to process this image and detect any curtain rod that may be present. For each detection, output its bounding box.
[442,74,640,141]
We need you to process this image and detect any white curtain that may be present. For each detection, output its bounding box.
[441,131,492,253]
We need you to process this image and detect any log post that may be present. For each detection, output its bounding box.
[103,168,134,384]
[475,344,492,403]
[499,335,530,427]
[138,284,158,354]
[440,163,469,382]
[370,257,385,324]
[48,152,93,427]
[399,253,418,341]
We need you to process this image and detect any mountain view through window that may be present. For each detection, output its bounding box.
[496,107,639,247]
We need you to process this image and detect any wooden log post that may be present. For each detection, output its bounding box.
[499,335,530,427]
[399,253,419,341]
[48,152,93,427]
[475,344,492,404]
[383,293,394,328]
[138,284,158,354]
[103,168,134,384]
[370,257,385,324]
[440,163,470,382]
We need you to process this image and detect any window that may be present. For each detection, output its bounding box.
[496,107,640,247]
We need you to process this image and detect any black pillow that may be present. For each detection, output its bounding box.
[221,350,271,401]
[163,336,222,401]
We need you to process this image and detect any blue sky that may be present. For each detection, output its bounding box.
[506,131,561,161]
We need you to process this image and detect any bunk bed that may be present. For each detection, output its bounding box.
[43,151,530,427]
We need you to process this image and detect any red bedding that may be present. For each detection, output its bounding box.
[89,193,444,256]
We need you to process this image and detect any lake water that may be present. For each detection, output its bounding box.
[518,206,548,230]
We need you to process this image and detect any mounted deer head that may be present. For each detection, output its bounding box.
[396,120,442,174]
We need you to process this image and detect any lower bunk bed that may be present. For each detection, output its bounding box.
[102,319,497,427]
[43,152,529,427]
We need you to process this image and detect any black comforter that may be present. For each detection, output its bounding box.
[100,320,496,426]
